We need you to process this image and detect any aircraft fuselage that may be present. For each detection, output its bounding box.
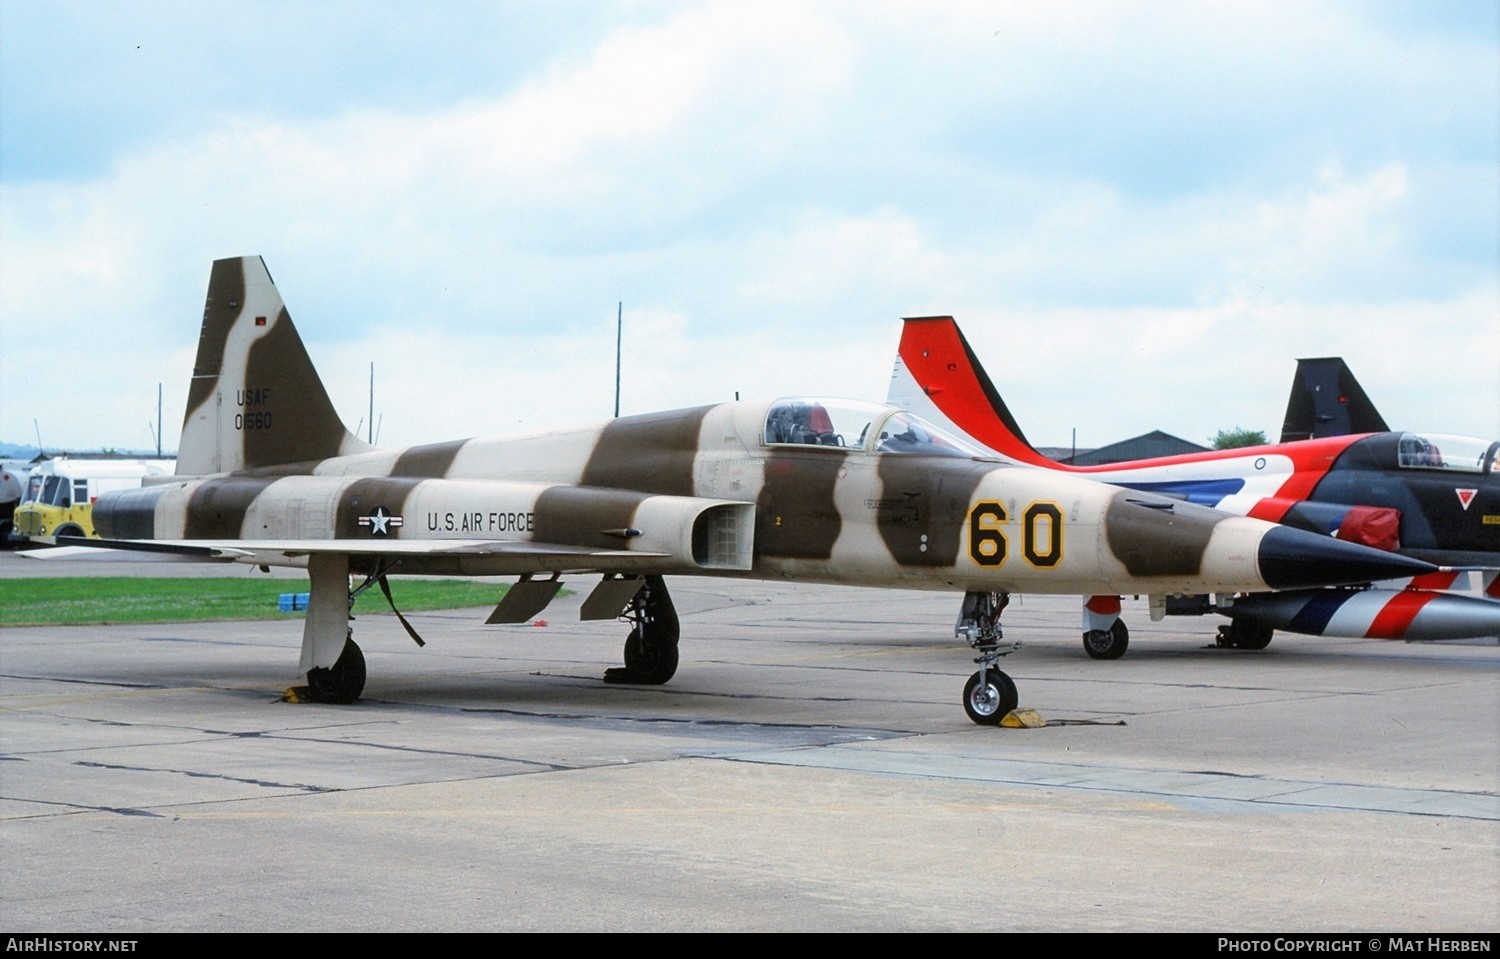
[95,399,1427,598]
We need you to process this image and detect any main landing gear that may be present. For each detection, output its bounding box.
[306,632,366,705]
[956,591,1021,725]
[1081,594,1129,660]
[604,575,681,685]
[1082,619,1130,660]
[298,557,423,705]
[1216,619,1274,650]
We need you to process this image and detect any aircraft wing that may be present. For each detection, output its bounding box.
[24,536,675,576]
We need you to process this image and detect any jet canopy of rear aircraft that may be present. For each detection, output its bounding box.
[764,399,986,458]
[1394,433,1497,474]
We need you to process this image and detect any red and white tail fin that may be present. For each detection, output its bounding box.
[886,316,1056,467]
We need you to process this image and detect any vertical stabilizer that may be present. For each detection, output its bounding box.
[1279,357,1389,443]
[177,256,372,475]
[887,316,1054,466]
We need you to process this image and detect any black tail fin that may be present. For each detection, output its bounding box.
[1279,357,1390,443]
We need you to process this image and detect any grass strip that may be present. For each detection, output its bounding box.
[2,577,512,626]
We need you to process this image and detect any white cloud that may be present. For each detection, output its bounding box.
[951,287,1499,449]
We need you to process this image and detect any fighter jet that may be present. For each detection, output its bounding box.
[29,259,1442,724]
[887,315,1500,658]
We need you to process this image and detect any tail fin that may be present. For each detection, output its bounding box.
[1278,357,1390,443]
[177,256,372,475]
[886,316,1055,466]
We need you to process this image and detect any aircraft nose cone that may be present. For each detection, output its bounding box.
[1257,526,1438,590]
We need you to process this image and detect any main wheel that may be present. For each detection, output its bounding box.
[962,669,1018,725]
[306,639,366,704]
[621,628,679,685]
[1237,627,1273,650]
[1082,619,1129,660]
[1217,621,1274,651]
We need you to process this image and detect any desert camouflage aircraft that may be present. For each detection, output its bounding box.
[887,315,1500,659]
[31,258,1443,723]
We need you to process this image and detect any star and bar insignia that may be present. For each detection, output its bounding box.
[358,506,404,536]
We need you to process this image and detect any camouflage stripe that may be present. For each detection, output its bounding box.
[335,477,426,538]
[756,450,846,560]
[94,486,165,539]
[182,257,245,427]
[237,462,324,477]
[1103,491,1215,577]
[391,439,469,477]
[580,407,712,496]
[533,486,650,549]
[242,307,353,469]
[184,477,281,538]
[875,457,988,566]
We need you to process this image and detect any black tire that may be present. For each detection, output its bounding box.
[54,524,86,539]
[621,628,680,685]
[1235,624,1274,650]
[1082,619,1130,660]
[1218,620,1274,651]
[306,639,367,704]
[607,576,680,685]
[962,669,1018,725]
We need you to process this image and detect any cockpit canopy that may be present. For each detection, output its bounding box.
[1395,433,1497,473]
[763,399,986,458]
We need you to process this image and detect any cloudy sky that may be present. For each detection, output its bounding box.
[2,1,1495,455]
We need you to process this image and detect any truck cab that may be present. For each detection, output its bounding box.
[10,458,173,542]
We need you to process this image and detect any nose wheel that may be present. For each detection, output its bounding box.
[963,668,1018,725]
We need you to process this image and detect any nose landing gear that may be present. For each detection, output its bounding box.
[956,591,1020,725]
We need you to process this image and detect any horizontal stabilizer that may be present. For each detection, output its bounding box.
[20,542,238,562]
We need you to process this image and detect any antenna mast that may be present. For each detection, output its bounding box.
[614,301,622,418]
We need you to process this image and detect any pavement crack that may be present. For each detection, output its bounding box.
[73,760,335,793]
